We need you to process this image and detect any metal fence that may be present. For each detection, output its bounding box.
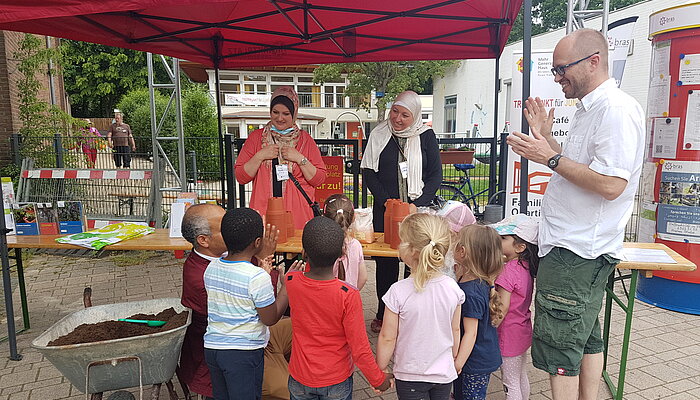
[10,132,502,219]
[10,131,639,239]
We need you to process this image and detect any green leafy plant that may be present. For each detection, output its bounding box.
[14,34,82,168]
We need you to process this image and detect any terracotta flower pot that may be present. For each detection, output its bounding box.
[439,150,475,164]
[286,211,295,237]
[267,197,288,243]
[384,199,397,245]
[390,202,410,249]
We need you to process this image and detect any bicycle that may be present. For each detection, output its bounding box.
[437,163,489,213]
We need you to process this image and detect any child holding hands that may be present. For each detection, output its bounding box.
[286,216,392,399]
[377,213,465,400]
[453,224,504,400]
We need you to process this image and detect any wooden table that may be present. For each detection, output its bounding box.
[601,243,695,400]
[2,231,696,400]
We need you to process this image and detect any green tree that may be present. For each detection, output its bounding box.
[116,88,176,155]
[507,0,646,43]
[182,86,220,178]
[314,61,458,122]
[14,34,81,167]
[62,40,149,117]
[117,85,221,179]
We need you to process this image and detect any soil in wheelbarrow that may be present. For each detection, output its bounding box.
[47,308,189,346]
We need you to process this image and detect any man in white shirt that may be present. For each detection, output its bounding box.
[507,28,645,400]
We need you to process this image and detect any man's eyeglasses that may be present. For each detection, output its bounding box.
[550,51,600,76]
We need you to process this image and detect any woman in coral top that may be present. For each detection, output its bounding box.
[235,86,326,229]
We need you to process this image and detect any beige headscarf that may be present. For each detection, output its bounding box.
[361,90,430,200]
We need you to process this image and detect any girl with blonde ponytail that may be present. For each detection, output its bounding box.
[452,224,504,400]
[376,213,465,400]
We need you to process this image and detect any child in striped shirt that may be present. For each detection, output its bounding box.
[203,207,292,400]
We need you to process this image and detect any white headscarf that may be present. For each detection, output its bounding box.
[361,90,430,200]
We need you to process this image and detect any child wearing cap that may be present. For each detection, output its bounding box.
[491,214,539,400]
[437,201,476,279]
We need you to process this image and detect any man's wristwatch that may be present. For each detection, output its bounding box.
[547,154,563,169]
[299,157,309,166]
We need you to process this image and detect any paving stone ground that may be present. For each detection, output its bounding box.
[1,251,699,399]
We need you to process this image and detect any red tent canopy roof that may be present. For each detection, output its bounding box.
[0,0,522,68]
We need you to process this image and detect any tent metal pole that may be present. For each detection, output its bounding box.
[174,58,187,192]
[489,56,499,204]
[147,53,163,228]
[0,180,21,360]
[213,36,229,209]
[519,0,532,214]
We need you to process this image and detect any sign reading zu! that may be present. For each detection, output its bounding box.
[315,156,344,206]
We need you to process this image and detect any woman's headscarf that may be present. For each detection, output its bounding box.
[261,86,302,170]
[361,90,430,200]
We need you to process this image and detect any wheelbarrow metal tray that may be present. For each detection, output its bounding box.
[31,298,191,394]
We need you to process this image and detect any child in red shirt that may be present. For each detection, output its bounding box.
[286,217,392,399]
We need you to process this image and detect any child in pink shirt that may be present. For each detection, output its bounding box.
[492,214,540,400]
[376,213,465,400]
[323,194,368,290]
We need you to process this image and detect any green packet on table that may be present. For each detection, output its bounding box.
[56,222,155,250]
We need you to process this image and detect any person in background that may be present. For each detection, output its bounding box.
[361,90,442,333]
[323,193,368,290]
[78,119,102,168]
[508,28,644,399]
[437,200,477,279]
[107,110,136,168]
[235,86,326,229]
[376,213,464,400]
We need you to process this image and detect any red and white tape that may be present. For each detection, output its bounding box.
[21,169,153,180]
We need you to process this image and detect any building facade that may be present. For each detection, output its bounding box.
[432,0,686,137]
[0,32,68,167]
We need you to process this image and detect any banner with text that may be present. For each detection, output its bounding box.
[507,51,578,217]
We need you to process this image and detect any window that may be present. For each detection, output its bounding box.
[244,75,266,81]
[226,124,241,138]
[298,76,314,83]
[271,76,293,82]
[301,123,316,137]
[444,96,457,133]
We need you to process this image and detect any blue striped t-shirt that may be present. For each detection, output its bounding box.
[203,259,275,350]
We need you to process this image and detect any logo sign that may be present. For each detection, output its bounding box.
[315,156,344,206]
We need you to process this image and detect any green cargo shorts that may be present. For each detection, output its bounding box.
[531,247,619,376]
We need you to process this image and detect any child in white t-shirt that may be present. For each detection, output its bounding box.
[376,213,465,400]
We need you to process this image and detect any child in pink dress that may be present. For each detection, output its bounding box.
[323,194,368,290]
[492,214,540,400]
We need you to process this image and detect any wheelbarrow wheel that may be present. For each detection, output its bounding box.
[106,391,136,400]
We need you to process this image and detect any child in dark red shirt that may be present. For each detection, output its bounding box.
[286,217,392,399]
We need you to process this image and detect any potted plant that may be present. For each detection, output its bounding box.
[440,146,475,164]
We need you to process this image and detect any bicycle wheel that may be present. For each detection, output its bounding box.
[437,185,468,203]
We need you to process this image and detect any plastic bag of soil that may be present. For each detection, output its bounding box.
[56,222,154,250]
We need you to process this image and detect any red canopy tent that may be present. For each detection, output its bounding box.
[0,0,525,361]
[0,0,522,67]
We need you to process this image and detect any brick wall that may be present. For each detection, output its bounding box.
[0,32,67,168]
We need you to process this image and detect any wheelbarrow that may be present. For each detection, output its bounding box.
[31,293,191,399]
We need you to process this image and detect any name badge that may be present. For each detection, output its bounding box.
[399,161,409,179]
[275,164,289,181]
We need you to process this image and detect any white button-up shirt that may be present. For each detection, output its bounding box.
[539,78,645,259]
